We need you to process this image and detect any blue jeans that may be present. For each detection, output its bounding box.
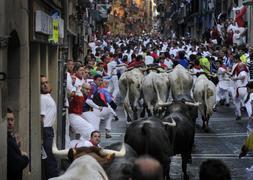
[43,127,59,179]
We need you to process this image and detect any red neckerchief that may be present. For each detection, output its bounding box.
[219,64,227,70]
[89,140,98,147]
[194,65,201,70]
[232,62,248,76]
[75,73,82,80]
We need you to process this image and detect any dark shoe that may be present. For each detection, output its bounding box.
[225,103,230,107]
[114,116,119,121]
[106,133,112,139]
[239,145,248,158]
[236,116,241,121]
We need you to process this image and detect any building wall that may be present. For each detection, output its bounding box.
[0,0,7,178]
[0,0,62,179]
[0,0,30,179]
[247,5,253,46]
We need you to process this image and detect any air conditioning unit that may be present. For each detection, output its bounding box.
[243,0,253,6]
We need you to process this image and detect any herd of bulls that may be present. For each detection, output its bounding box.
[51,64,217,180]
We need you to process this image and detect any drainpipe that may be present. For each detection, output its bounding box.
[57,0,69,150]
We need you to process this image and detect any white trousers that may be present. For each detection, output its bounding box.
[233,87,247,117]
[65,109,71,148]
[108,75,119,99]
[93,107,114,131]
[81,111,101,130]
[69,113,94,140]
[216,86,230,104]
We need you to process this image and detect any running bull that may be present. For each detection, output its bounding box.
[105,142,138,180]
[119,68,145,121]
[193,74,216,131]
[168,64,193,100]
[124,117,176,179]
[50,141,126,180]
[141,71,170,116]
[160,98,199,180]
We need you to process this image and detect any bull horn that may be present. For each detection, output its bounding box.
[162,116,176,127]
[158,68,165,73]
[52,120,69,158]
[158,101,173,107]
[187,71,197,75]
[100,143,126,157]
[184,101,201,107]
[139,67,148,72]
[166,69,173,73]
[52,142,69,158]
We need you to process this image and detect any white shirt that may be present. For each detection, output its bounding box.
[41,93,57,127]
[144,55,154,65]
[69,139,100,148]
[67,72,74,93]
[73,77,85,92]
[169,48,178,57]
[88,42,96,55]
[164,59,174,69]
[107,60,117,77]
[236,71,248,87]
[217,67,230,89]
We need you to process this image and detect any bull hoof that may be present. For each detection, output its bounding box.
[213,107,217,112]
[140,112,145,118]
[133,113,138,120]
[187,157,192,164]
[183,174,189,180]
[204,127,210,133]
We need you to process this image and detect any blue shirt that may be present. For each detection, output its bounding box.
[179,58,189,68]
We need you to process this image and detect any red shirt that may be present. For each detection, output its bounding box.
[232,62,248,76]
[151,52,159,59]
[127,60,144,68]
[235,6,247,27]
[160,63,168,69]
[69,94,87,115]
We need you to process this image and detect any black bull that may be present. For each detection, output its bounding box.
[105,142,137,180]
[163,101,198,180]
[125,101,198,180]
[125,117,174,179]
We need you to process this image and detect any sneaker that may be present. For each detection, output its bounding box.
[105,129,112,139]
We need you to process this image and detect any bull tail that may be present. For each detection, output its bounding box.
[152,78,162,105]
[123,75,134,120]
[142,123,151,153]
[204,83,213,120]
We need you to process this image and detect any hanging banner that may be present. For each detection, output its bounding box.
[48,11,60,43]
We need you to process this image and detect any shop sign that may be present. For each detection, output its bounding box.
[35,10,53,35]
